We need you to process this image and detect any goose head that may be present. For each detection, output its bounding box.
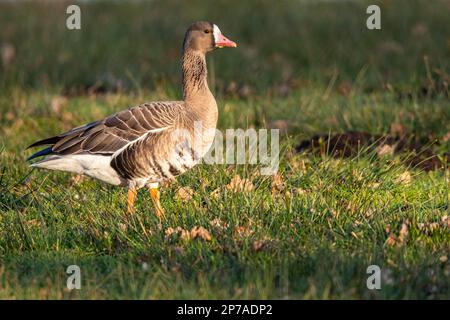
[183,21,237,53]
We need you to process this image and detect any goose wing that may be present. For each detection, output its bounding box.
[27,101,183,160]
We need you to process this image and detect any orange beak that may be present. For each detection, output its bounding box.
[215,33,237,48]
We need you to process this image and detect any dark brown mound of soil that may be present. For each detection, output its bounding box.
[295,131,450,171]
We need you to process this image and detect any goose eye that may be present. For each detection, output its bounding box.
[204,30,210,34]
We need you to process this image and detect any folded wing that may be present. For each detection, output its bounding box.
[27,101,183,161]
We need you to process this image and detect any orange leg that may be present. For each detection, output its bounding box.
[149,187,165,221]
[127,188,137,214]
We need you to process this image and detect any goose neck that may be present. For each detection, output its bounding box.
[181,50,212,101]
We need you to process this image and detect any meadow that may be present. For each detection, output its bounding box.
[0,0,449,299]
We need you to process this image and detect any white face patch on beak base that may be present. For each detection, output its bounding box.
[213,24,222,45]
[213,24,237,48]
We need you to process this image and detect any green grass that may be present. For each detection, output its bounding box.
[0,0,450,299]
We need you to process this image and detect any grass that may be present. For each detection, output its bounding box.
[0,0,450,299]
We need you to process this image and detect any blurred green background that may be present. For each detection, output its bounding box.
[1,0,449,95]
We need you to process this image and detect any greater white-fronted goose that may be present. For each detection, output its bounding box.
[27,21,237,219]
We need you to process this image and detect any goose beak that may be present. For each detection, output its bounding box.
[215,33,237,48]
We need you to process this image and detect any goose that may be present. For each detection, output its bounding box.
[27,21,237,219]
